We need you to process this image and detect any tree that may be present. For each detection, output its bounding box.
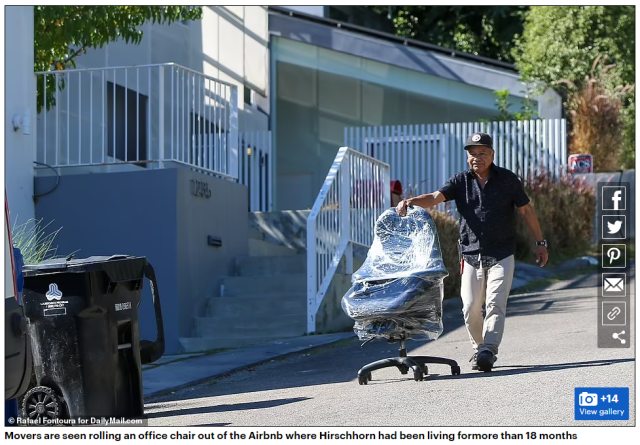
[35,6,203,113]
[512,6,635,168]
[366,6,528,63]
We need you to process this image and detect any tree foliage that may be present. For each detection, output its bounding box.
[513,6,635,169]
[367,6,528,62]
[34,6,203,113]
[513,6,634,89]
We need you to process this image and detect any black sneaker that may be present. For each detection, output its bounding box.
[476,351,497,372]
[469,352,478,371]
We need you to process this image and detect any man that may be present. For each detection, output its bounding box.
[396,132,548,372]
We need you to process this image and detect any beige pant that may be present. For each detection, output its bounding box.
[461,255,515,355]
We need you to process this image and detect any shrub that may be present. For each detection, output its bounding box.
[515,172,595,263]
[561,56,634,172]
[429,210,461,299]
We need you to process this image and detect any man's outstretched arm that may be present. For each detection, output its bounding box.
[396,191,446,216]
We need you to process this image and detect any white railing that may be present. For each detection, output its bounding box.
[344,119,567,198]
[306,147,390,333]
[239,131,272,212]
[35,63,238,179]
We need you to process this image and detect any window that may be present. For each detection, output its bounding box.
[244,86,253,105]
[106,82,148,166]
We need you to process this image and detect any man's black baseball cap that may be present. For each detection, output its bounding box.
[464,132,493,150]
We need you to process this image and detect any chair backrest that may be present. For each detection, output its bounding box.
[353,207,448,283]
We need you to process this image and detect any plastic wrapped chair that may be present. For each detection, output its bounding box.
[342,206,460,384]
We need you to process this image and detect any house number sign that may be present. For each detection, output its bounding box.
[190,180,212,198]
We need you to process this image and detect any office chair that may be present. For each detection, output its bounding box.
[342,206,460,384]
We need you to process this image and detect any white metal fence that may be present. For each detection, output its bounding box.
[306,147,390,333]
[344,119,567,198]
[239,131,272,212]
[35,63,239,179]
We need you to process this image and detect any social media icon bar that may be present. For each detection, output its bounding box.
[601,186,626,211]
[597,182,630,349]
[602,273,626,297]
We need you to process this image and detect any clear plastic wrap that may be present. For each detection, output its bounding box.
[341,206,449,341]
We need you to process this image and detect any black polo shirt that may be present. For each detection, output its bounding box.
[438,164,530,268]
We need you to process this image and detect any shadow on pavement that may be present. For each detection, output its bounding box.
[427,357,635,382]
[147,397,310,419]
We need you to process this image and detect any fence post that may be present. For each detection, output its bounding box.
[340,151,352,274]
[229,86,239,179]
[306,218,317,334]
[158,65,165,169]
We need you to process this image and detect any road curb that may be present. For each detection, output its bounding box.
[143,333,355,399]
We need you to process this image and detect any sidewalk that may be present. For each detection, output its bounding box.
[143,257,597,398]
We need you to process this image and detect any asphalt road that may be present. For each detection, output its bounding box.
[146,270,635,427]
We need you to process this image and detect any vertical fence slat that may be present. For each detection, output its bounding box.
[77,72,81,164]
[561,118,567,175]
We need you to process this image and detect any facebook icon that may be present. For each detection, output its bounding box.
[602,187,626,211]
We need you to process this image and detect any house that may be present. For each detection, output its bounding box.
[7,6,565,354]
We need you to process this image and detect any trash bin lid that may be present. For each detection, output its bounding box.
[22,255,141,276]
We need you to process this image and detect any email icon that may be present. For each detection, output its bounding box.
[602,273,626,297]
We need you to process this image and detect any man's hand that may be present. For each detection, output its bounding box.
[396,199,410,216]
[535,245,548,267]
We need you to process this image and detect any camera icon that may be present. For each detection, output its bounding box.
[578,392,598,406]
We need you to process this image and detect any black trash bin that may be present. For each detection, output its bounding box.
[20,255,164,423]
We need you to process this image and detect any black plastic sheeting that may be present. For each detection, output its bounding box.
[342,206,449,341]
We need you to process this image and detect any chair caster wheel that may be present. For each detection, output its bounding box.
[451,365,461,376]
[413,369,424,381]
[399,365,409,375]
[366,372,372,382]
[420,365,429,376]
[358,374,368,385]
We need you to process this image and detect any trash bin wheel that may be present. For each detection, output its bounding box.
[22,386,62,422]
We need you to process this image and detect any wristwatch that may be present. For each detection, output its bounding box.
[535,239,548,248]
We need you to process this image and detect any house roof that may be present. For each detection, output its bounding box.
[268,6,516,72]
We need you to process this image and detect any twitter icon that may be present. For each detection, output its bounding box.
[602,215,626,239]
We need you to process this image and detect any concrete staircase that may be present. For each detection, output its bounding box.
[179,211,359,353]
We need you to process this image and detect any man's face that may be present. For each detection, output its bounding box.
[466,146,494,175]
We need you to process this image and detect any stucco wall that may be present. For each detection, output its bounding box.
[34,168,249,354]
[5,6,36,227]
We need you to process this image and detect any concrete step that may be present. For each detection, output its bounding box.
[195,314,306,338]
[236,254,307,276]
[248,238,298,257]
[220,274,306,297]
[206,293,306,318]
[250,210,311,252]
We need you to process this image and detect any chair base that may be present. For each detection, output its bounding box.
[357,340,460,384]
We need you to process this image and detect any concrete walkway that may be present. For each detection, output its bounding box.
[143,257,597,398]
